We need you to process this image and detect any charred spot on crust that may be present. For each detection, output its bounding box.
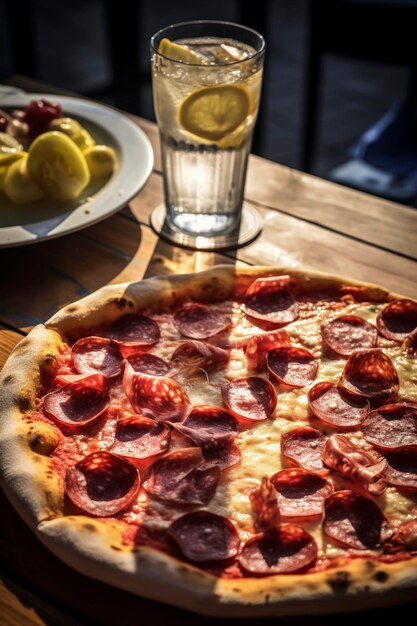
[374,571,389,583]
[43,354,56,366]
[365,560,376,572]
[328,571,351,591]
[83,523,97,532]
[3,374,14,384]
[111,545,122,551]
[66,306,78,313]
[28,424,60,455]
[112,297,134,309]
[18,396,31,412]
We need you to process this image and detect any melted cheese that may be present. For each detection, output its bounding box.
[54,297,417,560]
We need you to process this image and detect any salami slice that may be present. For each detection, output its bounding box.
[43,374,110,429]
[107,314,160,346]
[72,337,123,377]
[241,276,299,328]
[221,376,277,422]
[168,511,240,562]
[128,353,170,377]
[173,303,231,340]
[171,340,229,372]
[362,403,417,450]
[376,299,417,342]
[143,447,220,505]
[238,525,317,575]
[280,427,327,473]
[65,451,140,517]
[339,348,399,402]
[202,442,241,471]
[271,468,333,518]
[321,315,378,356]
[123,363,190,422]
[110,415,171,460]
[170,405,238,447]
[267,347,318,388]
[384,448,417,490]
[323,435,386,496]
[323,490,391,550]
[244,330,291,370]
[308,382,369,430]
[250,476,281,532]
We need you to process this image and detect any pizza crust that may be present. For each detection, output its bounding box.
[45,265,398,338]
[1,266,417,616]
[37,515,417,617]
[0,325,67,528]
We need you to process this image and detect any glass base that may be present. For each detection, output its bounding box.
[150,203,263,251]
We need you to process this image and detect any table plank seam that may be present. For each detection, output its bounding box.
[0,322,27,337]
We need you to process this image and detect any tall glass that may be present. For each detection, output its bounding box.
[150,21,265,244]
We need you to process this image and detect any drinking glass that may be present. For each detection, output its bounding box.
[150,20,265,249]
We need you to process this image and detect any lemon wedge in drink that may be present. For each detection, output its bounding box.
[158,38,203,64]
[179,85,251,142]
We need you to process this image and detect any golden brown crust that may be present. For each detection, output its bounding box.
[37,516,417,617]
[0,325,67,528]
[2,266,417,615]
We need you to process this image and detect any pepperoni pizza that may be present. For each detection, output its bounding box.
[0,266,417,617]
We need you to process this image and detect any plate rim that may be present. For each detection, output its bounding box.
[0,93,154,248]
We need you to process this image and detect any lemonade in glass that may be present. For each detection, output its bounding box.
[151,21,265,241]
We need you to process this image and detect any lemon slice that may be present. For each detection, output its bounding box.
[179,85,251,142]
[158,38,203,64]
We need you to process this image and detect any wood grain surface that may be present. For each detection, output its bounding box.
[1,76,417,625]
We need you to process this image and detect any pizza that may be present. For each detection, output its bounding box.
[1,265,417,617]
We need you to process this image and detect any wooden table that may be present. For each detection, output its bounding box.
[1,77,417,625]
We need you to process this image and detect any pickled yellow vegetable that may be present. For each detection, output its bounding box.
[83,145,116,179]
[27,131,90,201]
[49,118,95,151]
[0,151,27,167]
[3,157,44,204]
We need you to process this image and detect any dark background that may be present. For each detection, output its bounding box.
[1,0,416,198]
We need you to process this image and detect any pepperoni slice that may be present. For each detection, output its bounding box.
[143,448,220,505]
[170,405,238,447]
[72,337,123,377]
[65,451,140,517]
[110,415,171,460]
[321,315,378,356]
[43,374,110,429]
[376,299,417,342]
[267,347,318,388]
[384,448,417,490]
[128,353,170,377]
[323,490,391,550]
[107,314,160,347]
[123,363,190,423]
[241,276,299,328]
[280,427,327,473]
[323,435,386,496]
[171,340,229,372]
[221,376,277,422]
[168,511,240,562]
[362,403,417,450]
[173,303,231,340]
[271,468,333,518]
[239,525,317,575]
[308,382,369,430]
[202,442,241,471]
[339,348,399,402]
[244,330,291,370]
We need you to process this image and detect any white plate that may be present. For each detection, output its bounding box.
[0,92,154,247]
